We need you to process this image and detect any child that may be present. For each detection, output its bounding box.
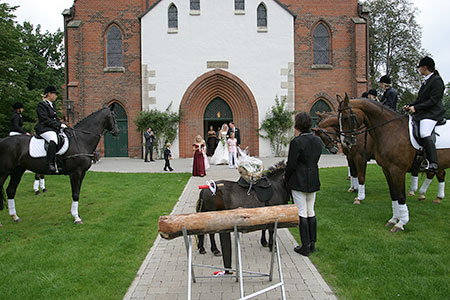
[163,143,173,171]
[227,132,238,168]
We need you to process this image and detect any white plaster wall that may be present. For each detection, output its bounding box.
[141,0,294,157]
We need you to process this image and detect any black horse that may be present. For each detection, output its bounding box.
[0,105,118,226]
[196,161,290,271]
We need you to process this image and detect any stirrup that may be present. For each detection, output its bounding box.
[419,159,430,172]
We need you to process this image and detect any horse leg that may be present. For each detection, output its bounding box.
[219,232,232,273]
[197,234,206,254]
[268,229,274,252]
[69,171,86,224]
[434,170,445,204]
[6,167,26,222]
[383,168,400,228]
[408,170,419,196]
[354,153,367,204]
[0,174,9,227]
[386,169,408,232]
[209,234,222,256]
[418,172,434,202]
[260,229,268,247]
[347,157,358,193]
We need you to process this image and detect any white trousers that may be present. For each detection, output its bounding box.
[292,190,316,217]
[9,131,21,136]
[228,151,238,167]
[40,131,58,144]
[419,119,437,138]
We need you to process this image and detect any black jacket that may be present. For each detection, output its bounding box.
[227,127,241,145]
[34,100,61,134]
[410,73,445,121]
[144,131,155,145]
[10,112,26,133]
[285,132,322,193]
[381,87,398,111]
[164,147,171,160]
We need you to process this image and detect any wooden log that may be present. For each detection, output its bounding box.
[158,204,299,240]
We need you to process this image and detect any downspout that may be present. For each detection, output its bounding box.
[62,7,74,112]
[358,3,370,89]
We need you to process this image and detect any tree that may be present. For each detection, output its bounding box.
[443,82,450,119]
[0,3,64,137]
[258,96,295,156]
[365,0,425,97]
[134,103,183,158]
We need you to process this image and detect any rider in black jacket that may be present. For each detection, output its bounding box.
[9,102,28,136]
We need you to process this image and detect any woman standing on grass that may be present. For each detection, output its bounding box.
[285,112,322,257]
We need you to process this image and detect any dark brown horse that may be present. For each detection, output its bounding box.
[338,95,450,231]
[0,105,118,226]
[196,161,290,270]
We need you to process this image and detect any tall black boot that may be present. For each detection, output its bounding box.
[294,217,310,256]
[422,136,438,173]
[46,141,57,174]
[308,216,317,253]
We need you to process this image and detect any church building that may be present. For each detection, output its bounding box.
[63,0,368,158]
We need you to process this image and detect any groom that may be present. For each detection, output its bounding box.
[227,122,240,147]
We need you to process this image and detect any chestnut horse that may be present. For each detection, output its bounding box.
[338,95,450,231]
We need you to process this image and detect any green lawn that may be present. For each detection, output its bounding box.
[0,172,191,300]
[291,164,450,300]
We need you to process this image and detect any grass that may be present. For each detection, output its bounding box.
[0,172,191,300]
[290,164,450,300]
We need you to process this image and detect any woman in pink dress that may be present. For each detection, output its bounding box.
[192,135,206,176]
[227,132,238,168]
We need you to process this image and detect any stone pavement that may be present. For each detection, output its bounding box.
[91,155,347,300]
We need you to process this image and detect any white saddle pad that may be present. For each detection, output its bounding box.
[408,115,450,150]
[29,133,69,158]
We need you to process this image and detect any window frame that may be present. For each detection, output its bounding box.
[312,22,332,67]
[168,3,178,33]
[105,24,124,72]
[257,3,267,32]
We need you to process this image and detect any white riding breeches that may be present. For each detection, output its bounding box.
[40,131,58,144]
[292,190,316,218]
[419,119,437,138]
[9,131,21,136]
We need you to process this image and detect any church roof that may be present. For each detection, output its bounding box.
[139,0,296,19]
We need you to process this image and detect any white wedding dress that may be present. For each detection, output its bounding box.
[210,131,229,165]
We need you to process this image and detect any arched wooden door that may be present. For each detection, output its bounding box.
[203,97,233,138]
[104,103,128,157]
[310,99,332,154]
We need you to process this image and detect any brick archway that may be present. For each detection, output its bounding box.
[179,69,259,158]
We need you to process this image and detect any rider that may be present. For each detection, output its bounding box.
[404,56,445,173]
[9,102,29,136]
[379,75,398,111]
[35,86,67,174]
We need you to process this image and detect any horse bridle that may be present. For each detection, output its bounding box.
[313,127,341,149]
[337,103,360,147]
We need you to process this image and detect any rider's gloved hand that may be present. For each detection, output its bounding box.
[61,124,68,129]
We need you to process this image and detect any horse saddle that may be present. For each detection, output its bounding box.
[408,115,450,151]
[237,176,274,203]
[29,132,69,158]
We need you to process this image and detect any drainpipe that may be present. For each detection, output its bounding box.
[62,7,74,118]
[358,3,370,89]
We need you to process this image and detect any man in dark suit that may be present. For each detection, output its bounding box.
[404,56,445,173]
[227,122,240,146]
[379,75,398,111]
[35,86,65,173]
[144,127,155,162]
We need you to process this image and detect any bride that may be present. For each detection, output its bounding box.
[210,123,230,165]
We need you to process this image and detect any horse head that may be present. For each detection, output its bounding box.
[105,104,119,136]
[265,160,290,204]
[338,93,363,148]
[313,112,340,154]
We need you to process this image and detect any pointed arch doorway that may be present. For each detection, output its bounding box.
[104,102,128,157]
[203,97,233,138]
[309,99,332,154]
[179,69,259,158]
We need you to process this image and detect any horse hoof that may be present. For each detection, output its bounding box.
[345,176,350,181]
[353,199,361,205]
[268,245,273,252]
[213,249,222,257]
[433,198,441,204]
[199,249,206,255]
[261,240,268,247]
[408,191,415,196]
[347,188,354,193]
[385,222,395,228]
[418,195,425,202]
[0,223,3,227]
[74,220,83,224]
[390,226,403,233]
[12,216,21,223]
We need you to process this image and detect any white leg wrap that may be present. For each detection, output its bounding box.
[387,200,399,224]
[437,182,445,199]
[419,178,433,195]
[33,180,39,191]
[71,201,80,219]
[351,177,359,190]
[8,199,16,216]
[348,167,351,177]
[398,204,409,226]
[409,176,419,192]
[357,184,365,200]
[39,178,45,189]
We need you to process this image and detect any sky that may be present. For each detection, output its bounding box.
[5,0,450,84]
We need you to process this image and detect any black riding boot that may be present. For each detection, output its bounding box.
[422,136,438,173]
[308,216,317,253]
[46,141,57,174]
[294,217,310,256]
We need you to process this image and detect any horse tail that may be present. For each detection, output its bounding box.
[0,185,5,210]
[196,190,204,213]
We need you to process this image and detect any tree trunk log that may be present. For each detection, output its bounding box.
[159,204,298,240]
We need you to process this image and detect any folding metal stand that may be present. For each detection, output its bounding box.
[182,221,286,300]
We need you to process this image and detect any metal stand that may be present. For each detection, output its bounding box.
[182,221,286,300]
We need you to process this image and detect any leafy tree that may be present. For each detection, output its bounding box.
[134,103,183,158]
[0,3,64,137]
[258,96,295,156]
[443,82,450,119]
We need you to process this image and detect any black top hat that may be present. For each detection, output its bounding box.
[367,89,378,97]
[12,102,23,110]
[44,86,59,95]
[379,75,391,84]
[417,56,435,70]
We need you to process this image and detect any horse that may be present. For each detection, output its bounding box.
[196,161,290,271]
[313,111,445,204]
[0,105,118,226]
[338,95,450,231]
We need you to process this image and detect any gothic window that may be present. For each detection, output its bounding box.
[190,0,200,10]
[235,0,245,11]
[257,3,267,28]
[168,4,178,29]
[313,23,330,65]
[106,25,123,67]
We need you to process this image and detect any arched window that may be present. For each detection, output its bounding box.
[235,0,245,11]
[106,25,123,67]
[168,4,178,29]
[257,3,267,28]
[190,0,200,10]
[313,23,330,65]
